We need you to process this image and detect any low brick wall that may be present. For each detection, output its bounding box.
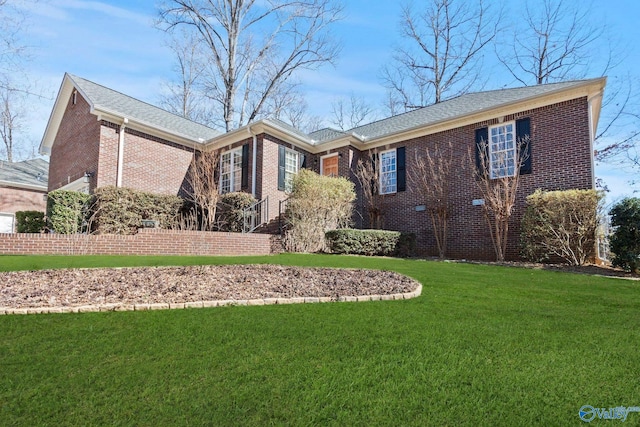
[0,229,281,256]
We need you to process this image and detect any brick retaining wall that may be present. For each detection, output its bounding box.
[0,229,281,256]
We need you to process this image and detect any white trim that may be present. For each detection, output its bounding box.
[0,212,15,233]
[116,118,128,187]
[379,148,397,195]
[0,180,47,192]
[219,147,243,194]
[251,133,257,197]
[488,121,516,179]
[60,176,90,193]
[320,153,339,176]
[283,148,299,193]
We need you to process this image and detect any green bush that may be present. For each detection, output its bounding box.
[91,187,183,235]
[325,229,416,257]
[217,192,257,232]
[609,197,640,273]
[47,190,92,234]
[15,210,46,233]
[284,169,356,253]
[521,189,603,265]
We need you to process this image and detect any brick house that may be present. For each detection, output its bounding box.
[0,159,49,233]
[40,73,606,260]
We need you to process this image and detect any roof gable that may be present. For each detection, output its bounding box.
[40,73,221,155]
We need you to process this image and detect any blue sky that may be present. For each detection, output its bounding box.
[13,0,640,205]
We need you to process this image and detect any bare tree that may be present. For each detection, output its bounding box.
[496,0,602,85]
[158,0,342,132]
[410,142,460,258]
[185,148,220,231]
[330,93,377,130]
[381,0,498,112]
[473,136,530,262]
[496,0,639,184]
[354,150,383,229]
[159,30,216,127]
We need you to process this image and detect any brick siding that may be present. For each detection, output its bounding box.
[349,98,593,260]
[0,187,46,214]
[0,229,281,256]
[48,93,101,191]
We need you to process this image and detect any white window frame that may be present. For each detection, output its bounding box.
[0,212,15,233]
[320,153,339,177]
[284,148,299,192]
[489,121,516,179]
[379,149,397,195]
[219,147,243,194]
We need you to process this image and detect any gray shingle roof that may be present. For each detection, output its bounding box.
[68,74,221,142]
[308,127,348,142]
[312,79,599,143]
[0,158,48,188]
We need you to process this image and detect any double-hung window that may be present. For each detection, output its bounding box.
[380,149,397,194]
[220,148,243,194]
[489,122,516,179]
[284,148,299,192]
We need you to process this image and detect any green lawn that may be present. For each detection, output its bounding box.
[0,254,638,426]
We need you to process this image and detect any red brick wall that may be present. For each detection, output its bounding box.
[121,129,194,195]
[48,93,101,191]
[0,187,46,213]
[0,229,281,256]
[364,97,593,260]
[258,134,314,221]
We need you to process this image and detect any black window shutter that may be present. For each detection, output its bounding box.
[241,143,249,190]
[396,147,406,192]
[277,145,286,191]
[516,118,532,175]
[299,152,306,169]
[475,127,489,174]
[370,152,378,195]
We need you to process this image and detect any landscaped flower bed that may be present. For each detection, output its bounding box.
[0,264,420,311]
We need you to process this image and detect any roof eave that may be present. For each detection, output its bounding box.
[359,77,607,150]
[94,109,207,149]
[0,180,48,192]
[39,73,76,156]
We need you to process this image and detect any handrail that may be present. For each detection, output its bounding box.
[242,196,269,233]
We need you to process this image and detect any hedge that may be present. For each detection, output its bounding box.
[325,229,416,257]
[520,189,602,265]
[217,192,257,232]
[47,190,92,234]
[609,197,640,273]
[15,210,46,233]
[284,169,355,253]
[91,187,183,235]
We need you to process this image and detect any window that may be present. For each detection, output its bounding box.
[489,122,516,178]
[284,148,299,192]
[380,149,397,194]
[220,148,243,193]
[321,154,339,176]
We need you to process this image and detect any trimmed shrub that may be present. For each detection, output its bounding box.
[47,190,92,234]
[521,189,603,265]
[91,186,183,235]
[609,197,640,273]
[325,229,416,257]
[217,192,257,232]
[15,210,46,233]
[284,169,355,253]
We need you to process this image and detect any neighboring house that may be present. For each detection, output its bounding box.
[41,73,606,260]
[0,159,49,233]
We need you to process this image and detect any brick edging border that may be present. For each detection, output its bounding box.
[0,285,422,315]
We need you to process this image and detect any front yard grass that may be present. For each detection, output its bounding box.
[0,254,638,426]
